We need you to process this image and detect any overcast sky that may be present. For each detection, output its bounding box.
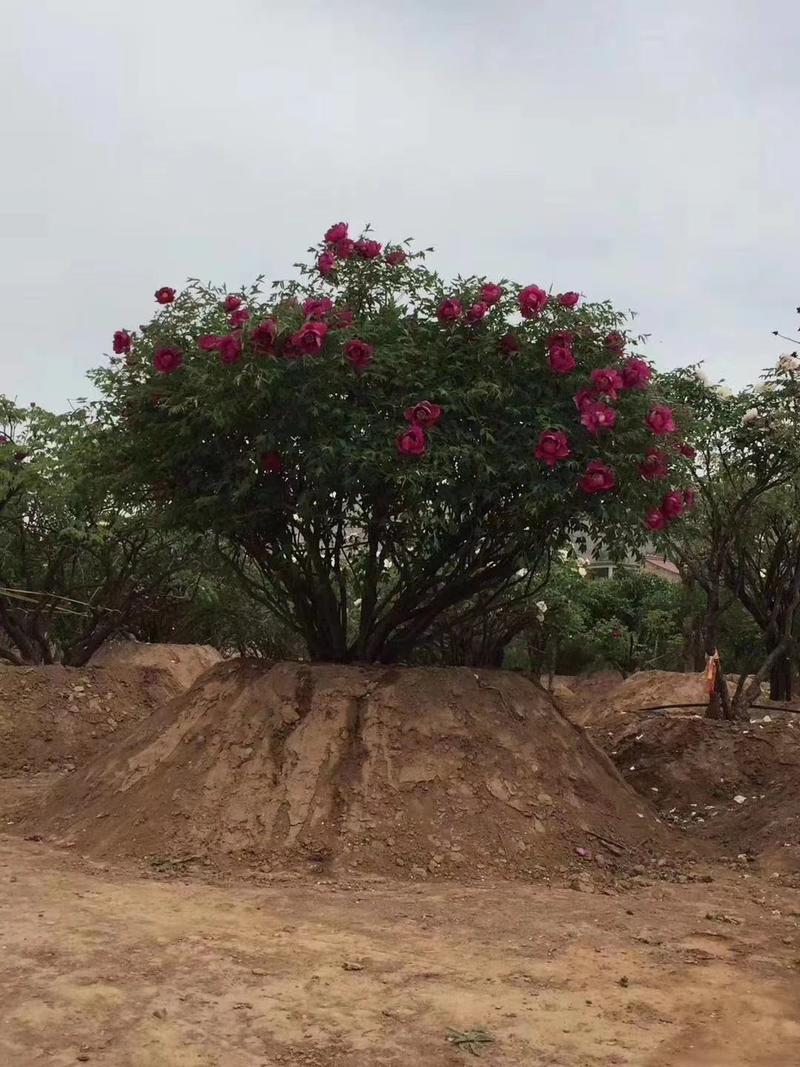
[2,0,797,410]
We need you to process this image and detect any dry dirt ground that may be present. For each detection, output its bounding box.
[1,837,799,1067]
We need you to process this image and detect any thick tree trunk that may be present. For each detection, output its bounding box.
[769,649,793,702]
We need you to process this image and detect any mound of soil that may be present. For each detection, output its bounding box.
[0,664,181,775]
[611,712,800,867]
[566,669,708,735]
[26,661,667,880]
[89,641,222,689]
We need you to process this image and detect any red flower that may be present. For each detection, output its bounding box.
[260,450,284,474]
[645,508,667,531]
[679,442,697,459]
[155,286,176,304]
[605,331,625,352]
[591,367,624,399]
[396,425,427,457]
[548,345,576,375]
[437,298,463,323]
[223,294,243,312]
[683,488,697,511]
[330,308,354,330]
[318,252,337,277]
[481,283,504,306]
[639,448,668,480]
[325,222,348,244]
[290,321,328,355]
[558,291,580,308]
[580,401,617,434]
[355,238,382,259]
[573,388,597,413]
[198,335,224,351]
[535,429,571,468]
[519,284,549,318]
[153,346,183,374]
[580,460,616,494]
[661,490,685,520]
[621,357,652,390]
[499,333,521,356]
[252,318,278,354]
[229,308,251,327]
[112,329,132,354]
[466,301,489,324]
[646,405,677,435]
[404,401,443,428]
[547,330,575,350]
[344,339,374,371]
[335,237,356,260]
[385,248,407,266]
[303,296,334,320]
[218,334,243,365]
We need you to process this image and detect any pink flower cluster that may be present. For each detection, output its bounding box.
[317,222,407,277]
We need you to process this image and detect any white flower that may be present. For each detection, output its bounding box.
[714,384,733,399]
[778,353,800,373]
[691,367,709,384]
[536,600,548,615]
[742,408,760,426]
[577,563,587,577]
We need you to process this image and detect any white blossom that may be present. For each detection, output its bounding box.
[778,353,800,373]
[741,407,760,426]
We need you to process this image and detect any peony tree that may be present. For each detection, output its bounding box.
[92,223,695,663]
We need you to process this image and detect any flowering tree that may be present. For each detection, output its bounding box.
[92,223,694,663]
[661,357,800,712]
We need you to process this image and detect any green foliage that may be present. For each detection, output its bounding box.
[91,227,694,662]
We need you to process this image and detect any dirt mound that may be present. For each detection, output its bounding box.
[90,641,222,689]
[26,661,667,880]
[0,664,181,775]
[611,712,800,867]
[572,670,708,735]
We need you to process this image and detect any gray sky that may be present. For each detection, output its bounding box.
[2,0,797,410]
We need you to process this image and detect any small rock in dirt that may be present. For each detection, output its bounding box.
[342,961,364,971]
[23,834,43,842]
[705,912,742,925]
[733,795,747,805]
[632,864,646,875]
[618,976,629,988]
[251,968,268,976]
[77,1057,90,1063]
[152,1008,167,1020]
[233,1002,252,1010]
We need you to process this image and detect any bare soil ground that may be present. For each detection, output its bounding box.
[1,836,799,1067]
[89,642,222,690]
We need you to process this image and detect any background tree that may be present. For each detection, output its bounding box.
[91,223,695,664]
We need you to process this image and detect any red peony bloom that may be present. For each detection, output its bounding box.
[679,442,697,459]
[112,329,132,354]
[355,238,382,259]
[303,296,334,320]
[198,335,224,351]
[547,330,574,350]
[229,308,251,327]
[155,286,176,304]
[621,357,652,390]
[466,301,489,324]
[646,405,677,435]
[580,460,616,494]
[580,401,617,434]
[260,450,284,474]
[344,339,374,371]
[573,388,597,412]
[499,333,521,356]
[218,333,243,365]
[153,346,183,373]
[404,401,443,428]
[317,252,337,277]
[558,291,580,308]
[661,490,685,520]
[252,318,278,354]
[437,298,463,323]
[591,367,624,399]
[548,345,577,375]
[385,248,407,266]
[291,321,329,355]
[519,284,549,318]
[481,283,504,306]
[325,222,348,244]
[605,330,625,352]
[335,237,356,260]
[223,294,243,312]
[645,508,667,531]
[396,425,428,457]
[639,447,669,480]
[329,308,354,330]
[535,429,571,468]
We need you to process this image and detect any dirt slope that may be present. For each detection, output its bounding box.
[26,660,667,880]
[0,664,181,775]
[89,640,222,689]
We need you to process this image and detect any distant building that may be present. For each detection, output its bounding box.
[576,537,682,583]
